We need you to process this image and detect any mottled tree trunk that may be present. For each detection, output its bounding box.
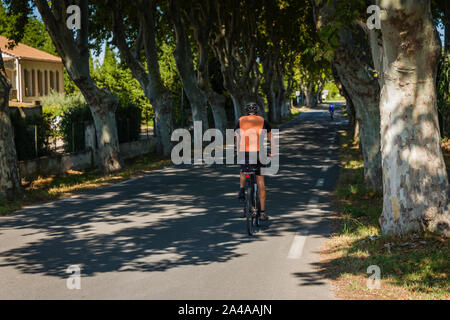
[266,88,278,122]
[209,1,262,122]
[315,0,382,188]
[317,81,325,104]
[169,0,209,132]
[188,4,228,135]
[78,84,121,173]
[263,74,277,122]
[281,93,292,120]
[376,0,449,236]
[230,93,244,123]
[275,69,286,120]
[303,83,316,108]
[76,80,122,172]
[333,23,382,189]
[0,55,21,199]
[262,56,281,122]
[152,95,174,156]
[208,92,228,135]
[36,0,122,173]
[267,81,281,122]
[281,101,291,119]
[111,0,174,157]
[333,63,356,136]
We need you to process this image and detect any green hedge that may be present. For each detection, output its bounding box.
[59,105,92,153]
[27,91,143,155]
[57,103,142,152]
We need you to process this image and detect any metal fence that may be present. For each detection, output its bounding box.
[16,116,154,161]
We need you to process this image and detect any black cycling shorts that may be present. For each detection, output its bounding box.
[238,152,265,176]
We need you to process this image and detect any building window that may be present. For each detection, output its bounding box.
[50,71,56,91]
[24,69,30,97]
[44,70,48,95]
[31,69,36,97]
[37,70,43,96]
[5,69,12,84]
[56,71,60,92]
[11,71,16,89]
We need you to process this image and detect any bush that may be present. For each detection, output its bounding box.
[10,112,53,161]
[42,91,89,150]
[41,91,87,114]
[59,101,142,152]
[37,91,142,153]
[60,105,92,153]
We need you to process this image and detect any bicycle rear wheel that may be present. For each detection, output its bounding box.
[255,191,261,227]
[246,184,255,235]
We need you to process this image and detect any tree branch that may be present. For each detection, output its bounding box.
[111,1,149,90]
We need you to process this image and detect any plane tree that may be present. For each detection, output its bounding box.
[313,0,383,189]
[259,0,317,121]
[167,0,210,132]
[207,0,266,121]
[0,54,20,200]
[370,0,449,236]
[0,0,26,200]
[105,0,175,156]
[179,0,229,135]
[315,0,449,235]
[34,0,123,172]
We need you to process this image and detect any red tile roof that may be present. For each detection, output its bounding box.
[0,35,62,63]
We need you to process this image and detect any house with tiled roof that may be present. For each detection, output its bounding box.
[0,35,64,104]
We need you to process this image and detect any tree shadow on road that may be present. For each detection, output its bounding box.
[0,110,346,280]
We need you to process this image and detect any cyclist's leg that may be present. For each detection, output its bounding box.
[240,171,247,188]
[240,152,251,188]
[256,175,266,211]
[256,175,269,220]
[239,171,246,200]
[239,152,250,200]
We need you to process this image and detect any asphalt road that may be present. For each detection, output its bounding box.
[0,103,347,299]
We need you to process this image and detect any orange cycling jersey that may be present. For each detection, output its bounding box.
[235,115,272,152]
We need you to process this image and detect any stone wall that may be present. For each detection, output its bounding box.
[19,138,157,179]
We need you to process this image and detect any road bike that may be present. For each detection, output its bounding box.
[242,163,261,235]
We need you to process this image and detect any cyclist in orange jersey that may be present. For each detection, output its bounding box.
[235,102,272,221]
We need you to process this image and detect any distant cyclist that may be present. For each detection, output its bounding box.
[235,102,272,221]
[329,104,335,120]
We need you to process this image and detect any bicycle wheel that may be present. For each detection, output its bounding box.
[255,189,261,228]
[246,184,255,235]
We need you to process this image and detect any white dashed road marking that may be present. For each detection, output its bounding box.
[287,231,309,259]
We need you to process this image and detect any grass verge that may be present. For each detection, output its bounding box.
[0,154,172,216]
[321,129,449,300]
